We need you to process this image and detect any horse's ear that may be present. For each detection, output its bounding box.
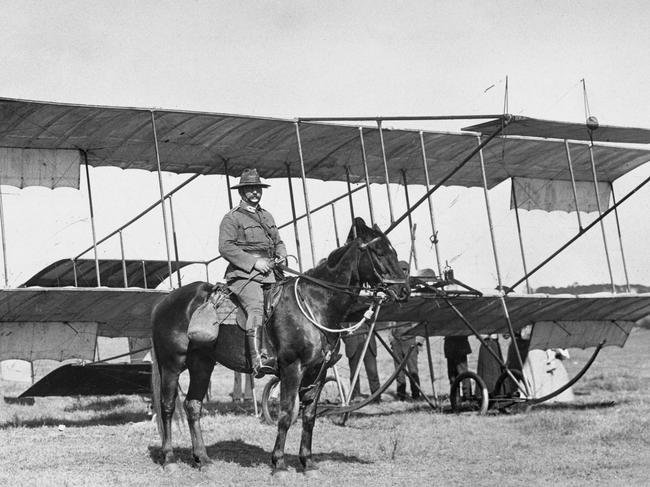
[372,223,384,234]
[346,217,368,243]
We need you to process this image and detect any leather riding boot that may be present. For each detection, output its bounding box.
[396,383,408,401]
[410,373,421,400]
[246,327,277,379]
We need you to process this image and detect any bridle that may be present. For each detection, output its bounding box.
[358,236,408,290]
[285,234,408,334]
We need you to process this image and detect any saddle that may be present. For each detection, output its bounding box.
[186,282,284,346]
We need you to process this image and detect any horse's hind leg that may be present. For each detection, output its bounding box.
[185,348,216,469]
[272,361,302,474]
[160,363,182,469]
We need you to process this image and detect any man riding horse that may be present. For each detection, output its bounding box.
[218,168,287,378]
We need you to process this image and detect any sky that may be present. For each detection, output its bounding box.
[0,0,649,291]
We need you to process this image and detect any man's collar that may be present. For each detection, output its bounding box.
[238,200,260,213]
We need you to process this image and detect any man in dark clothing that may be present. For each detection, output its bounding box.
[218,168,287,378]
[444,335,472,396]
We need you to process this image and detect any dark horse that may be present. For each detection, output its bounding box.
[151,218,409,475]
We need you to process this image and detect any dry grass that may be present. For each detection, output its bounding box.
[1,328,649,486]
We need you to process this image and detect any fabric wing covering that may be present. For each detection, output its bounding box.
[0,288,166,343]
[0,147,80,189]
[0,98,649,191]
[356,292,650,350]
[0,321,98,361]
[511,177,611,212]
[20,258,200,289]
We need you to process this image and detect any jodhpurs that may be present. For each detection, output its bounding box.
[228,278,264,332]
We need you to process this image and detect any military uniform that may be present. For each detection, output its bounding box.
[218,168,287,378]
[219,200,286,329]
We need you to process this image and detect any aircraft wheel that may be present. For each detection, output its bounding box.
[450,371,489,415]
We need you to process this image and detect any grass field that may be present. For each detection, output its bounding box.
[1,328,649,486]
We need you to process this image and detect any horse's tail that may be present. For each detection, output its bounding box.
[150,345,164,441]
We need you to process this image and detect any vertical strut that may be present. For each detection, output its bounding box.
[83,151,101,287]
[286,164,304,271]
[511,180,531,293]
[119,230,128,287]
[419,131,442,276]
[224,159,233,210]
[331,203,341,248]
[401,170,418,268]
[476,136,503,290]
[564,141,583,230]
[345,167,357,239]
[588,138,615,293]
[150,111,173,289]
[167,196,182,287]
[377,121,395,223]
[0,174,8,287]
[610,184,631,292]
[294,122,316,266]
[358,127,375,226]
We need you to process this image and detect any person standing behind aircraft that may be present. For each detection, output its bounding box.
[390,261,423,400]
[343,323,381,403]
[219,168,287,378]
[444,335,472,397]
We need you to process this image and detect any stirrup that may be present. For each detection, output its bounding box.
[253,361,277,379]
[252,355,278,379]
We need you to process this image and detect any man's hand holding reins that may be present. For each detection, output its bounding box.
[254,258,273,274]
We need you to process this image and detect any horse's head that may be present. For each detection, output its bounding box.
[346,218,410,302]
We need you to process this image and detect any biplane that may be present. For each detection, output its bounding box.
[0,96,649,412]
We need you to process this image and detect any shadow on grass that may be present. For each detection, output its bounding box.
[202,400,258,416]
[0,411,152,429]
[533,400,620,411]
[64,397,131,412]
[337,397,625,421]
[148,438,370,470]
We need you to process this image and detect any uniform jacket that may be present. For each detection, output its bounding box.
[218,201,287,283]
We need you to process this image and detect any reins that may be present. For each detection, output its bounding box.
[293,277,385,334]
[279,239,396,334]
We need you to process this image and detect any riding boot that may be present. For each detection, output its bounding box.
[410,373,421,400]
[396,383,408,401]
[246,327,277,379]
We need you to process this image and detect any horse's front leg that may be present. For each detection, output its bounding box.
[272,361,301,474]
[185,350,216,469]
[299,376,326,474]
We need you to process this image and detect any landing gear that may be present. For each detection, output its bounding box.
[449,371,489,415]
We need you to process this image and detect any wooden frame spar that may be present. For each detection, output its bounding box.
[1,97,649,407]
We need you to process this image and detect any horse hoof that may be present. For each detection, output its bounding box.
[198,460,214,472]
[163,462,178,473]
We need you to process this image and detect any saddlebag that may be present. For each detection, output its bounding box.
[187,284,236,344]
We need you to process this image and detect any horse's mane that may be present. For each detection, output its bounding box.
[305,217,382,278]
[305,245,349,278]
